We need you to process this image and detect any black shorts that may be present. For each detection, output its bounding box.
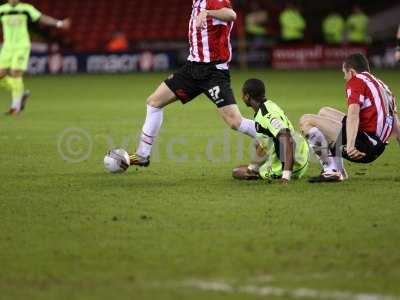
[332,117,386,164]
[164,61,236,108]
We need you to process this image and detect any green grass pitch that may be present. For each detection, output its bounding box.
[1,70,399,300]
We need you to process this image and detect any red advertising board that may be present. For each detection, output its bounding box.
[272,45,368,69]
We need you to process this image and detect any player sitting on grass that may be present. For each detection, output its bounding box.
[0,0,70,116]
[300,53,399,183]
[232,79,309,183]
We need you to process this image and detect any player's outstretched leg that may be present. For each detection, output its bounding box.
[4,70,28,116]
[318,107,346,122]
[130,82,177,167]
[218,104,257,138]
[299,114,345,182]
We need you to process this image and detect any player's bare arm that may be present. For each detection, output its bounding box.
[277,129,295,183]
[346,103,366,160]
[248,142,267,171]
[196,8,237,29]
[233,142,265,180]
[39,15,70,30]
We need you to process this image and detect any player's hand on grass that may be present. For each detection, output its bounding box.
[232,165,260,180]
[346,146,366,160]
[196,10,208,29]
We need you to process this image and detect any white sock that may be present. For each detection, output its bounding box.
[11,95,23,111]
[307,127,337,173]
[136,105,163,158]
[332,153,347,178]
[238,118,257,138]
[326,155,338,173]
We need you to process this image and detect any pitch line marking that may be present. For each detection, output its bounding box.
[182,279,400,300]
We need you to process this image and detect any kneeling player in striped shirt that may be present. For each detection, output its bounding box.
[233,79,309,183]
[300,53,400,183]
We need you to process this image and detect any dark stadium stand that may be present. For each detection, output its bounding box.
[26,0,399,52]
[29,0,191,51]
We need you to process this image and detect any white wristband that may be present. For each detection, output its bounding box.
[56,20,63,28]
[282,170,292,181]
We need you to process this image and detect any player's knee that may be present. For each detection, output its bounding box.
[220,108,243,130]
[299,115,308,127]
[318,107,331,116]
[146,94,161,108]
[227,117,242,130]
[230,122,241,131]
[299,114,314,131]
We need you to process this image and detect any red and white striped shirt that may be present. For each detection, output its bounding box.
[188,0,234,69]
[346,72,397,143]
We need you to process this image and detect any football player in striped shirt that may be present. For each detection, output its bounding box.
[300,53,399,183]
[130,0,257,167]
[0,0,70,116]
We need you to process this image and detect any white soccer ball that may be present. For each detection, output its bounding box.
[104,149,130,173]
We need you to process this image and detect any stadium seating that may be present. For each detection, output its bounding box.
[27,0,398,52]
[29,0,191,52]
